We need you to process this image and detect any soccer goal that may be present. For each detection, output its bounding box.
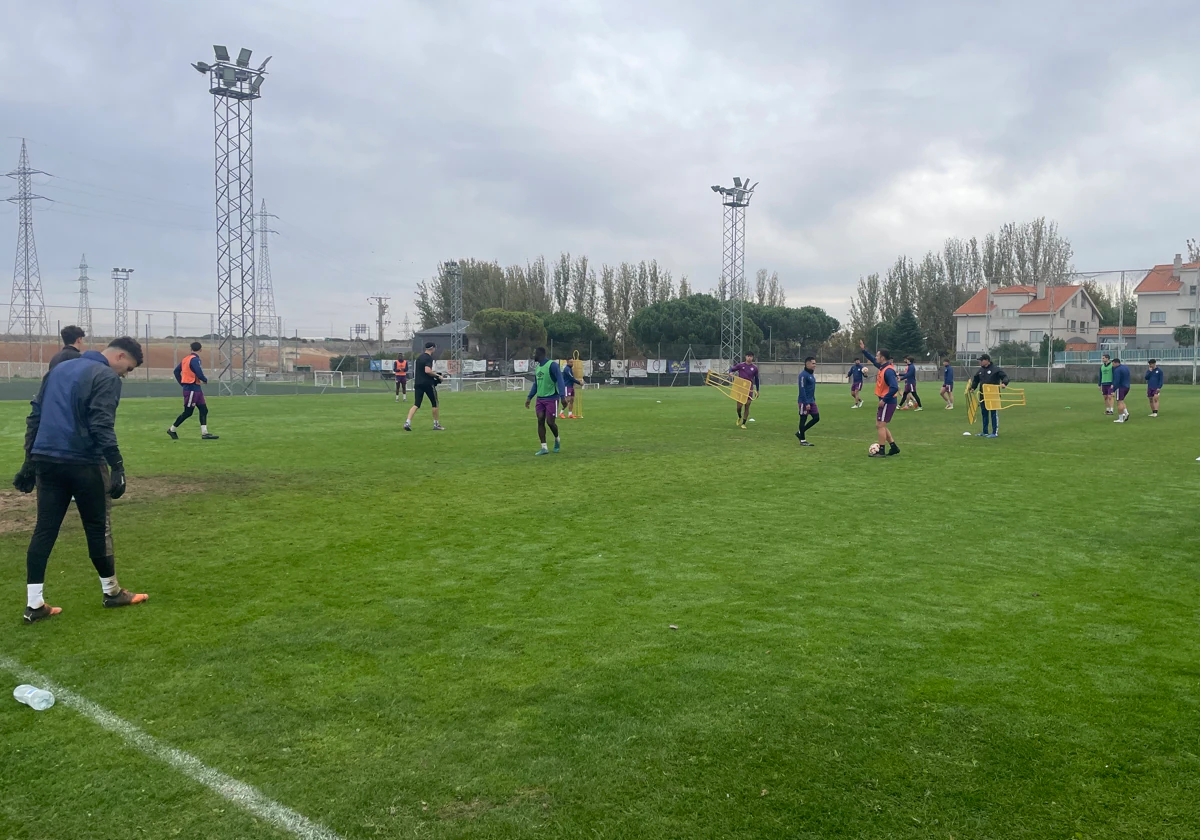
[470,376,530,392]
[316,371,365,389]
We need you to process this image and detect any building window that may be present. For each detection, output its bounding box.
[1068,320,1076,331]
[1029,330,1044,343]
[967,331,980,344]
[1150,311,1167,324]
[998,331,1012,342]
[1071,295,1078,308]
[1080,322,1089,334]
[1191,285,1197,296]
[1191,310,1199,324]
[1000,308,1019,318]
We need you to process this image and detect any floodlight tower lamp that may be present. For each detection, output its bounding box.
[236,48,252,68]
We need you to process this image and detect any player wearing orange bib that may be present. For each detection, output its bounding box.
[393,354,408,402]
[168,342,218,441]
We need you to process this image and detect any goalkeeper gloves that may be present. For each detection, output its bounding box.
[109,463,127,500]
[12,459,35,494]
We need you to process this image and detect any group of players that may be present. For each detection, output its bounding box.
[11,326,1177,623]
[720,345,1012,456]
[390,343,581,453]
[724,342,1171,457]
[1098,353,1165,422]
[725,342,1012,456]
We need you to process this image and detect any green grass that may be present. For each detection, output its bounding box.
[1,383,1198,839]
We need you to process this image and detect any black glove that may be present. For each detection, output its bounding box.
[109,464,126,500]
[12,460,35,494]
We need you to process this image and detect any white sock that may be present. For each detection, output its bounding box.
[541,443,548,450]
[169,425,177,433]
[100,575,120,596]
[27,583,44,610]
[555,436,560,442]
[201,424,208,435]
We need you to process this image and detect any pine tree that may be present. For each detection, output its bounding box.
[888,308,925,357]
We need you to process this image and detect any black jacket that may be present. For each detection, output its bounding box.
[48,345,81,370]
[970,365,1010,390]
[25,351,123,466]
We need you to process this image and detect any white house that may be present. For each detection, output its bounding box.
[1132,256,1200,349]
[953,282,1101,354]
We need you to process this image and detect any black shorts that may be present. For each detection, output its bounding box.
[414,383,438,408]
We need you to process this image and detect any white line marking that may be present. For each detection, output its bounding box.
[0,654,345,840]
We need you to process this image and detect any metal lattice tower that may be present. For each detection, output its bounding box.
[447,260,464,391]
[6,139,49,360]
[710,177,758,369]
[76,254,93,337]
[111,268,131,337]
[256,199,277,338]
[193,45,271,395]
[368,295,390,356]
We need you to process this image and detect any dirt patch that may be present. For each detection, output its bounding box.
[437,788,551,821]
[0,476,207,535]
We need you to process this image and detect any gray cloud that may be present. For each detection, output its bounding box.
[3,0,1199,335]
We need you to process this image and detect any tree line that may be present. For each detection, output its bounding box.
[846,218,1077,358]
[415,254,818,358]
[416,255,687,344]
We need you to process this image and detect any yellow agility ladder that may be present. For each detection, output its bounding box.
[705,370,754,403]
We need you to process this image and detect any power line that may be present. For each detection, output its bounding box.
[39,177,210,214]
[41,200,210,232]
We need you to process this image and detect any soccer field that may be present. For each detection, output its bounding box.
[1,383,1198,839]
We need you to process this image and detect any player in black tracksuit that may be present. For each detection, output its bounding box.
[13,337,149,623]
[968,354,1009,437]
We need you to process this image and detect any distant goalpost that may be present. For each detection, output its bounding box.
[468,376,529,392]
[314,371,360,389]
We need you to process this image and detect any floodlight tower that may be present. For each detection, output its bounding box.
[6,139,49,360]
[447,260,464,391]
[111,268,132,337]
[710,177,758,369]
[76,254,93,337]
[192,45,271,395]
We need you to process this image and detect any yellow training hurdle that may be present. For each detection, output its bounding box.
[705,370,754,403]
[964,383,1026,424]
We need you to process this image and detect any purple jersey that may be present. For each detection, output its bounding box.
[730,362,759,384]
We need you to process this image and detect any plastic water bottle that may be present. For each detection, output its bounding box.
[13,684,55,711]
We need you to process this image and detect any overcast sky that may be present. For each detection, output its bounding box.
[3,0,1199,338]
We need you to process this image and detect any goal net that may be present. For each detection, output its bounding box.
[315,371,343,388]
[468,376,530,392]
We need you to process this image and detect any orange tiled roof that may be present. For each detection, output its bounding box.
[955,284,1090,316]
[1133,262,1198,294]
[1018,285,1083,314]
[953,288,989,316]
[1097,326,1136,336]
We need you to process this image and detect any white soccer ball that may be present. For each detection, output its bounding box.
[868,443,882,456]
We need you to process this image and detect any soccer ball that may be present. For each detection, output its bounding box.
[868,443,883,456]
